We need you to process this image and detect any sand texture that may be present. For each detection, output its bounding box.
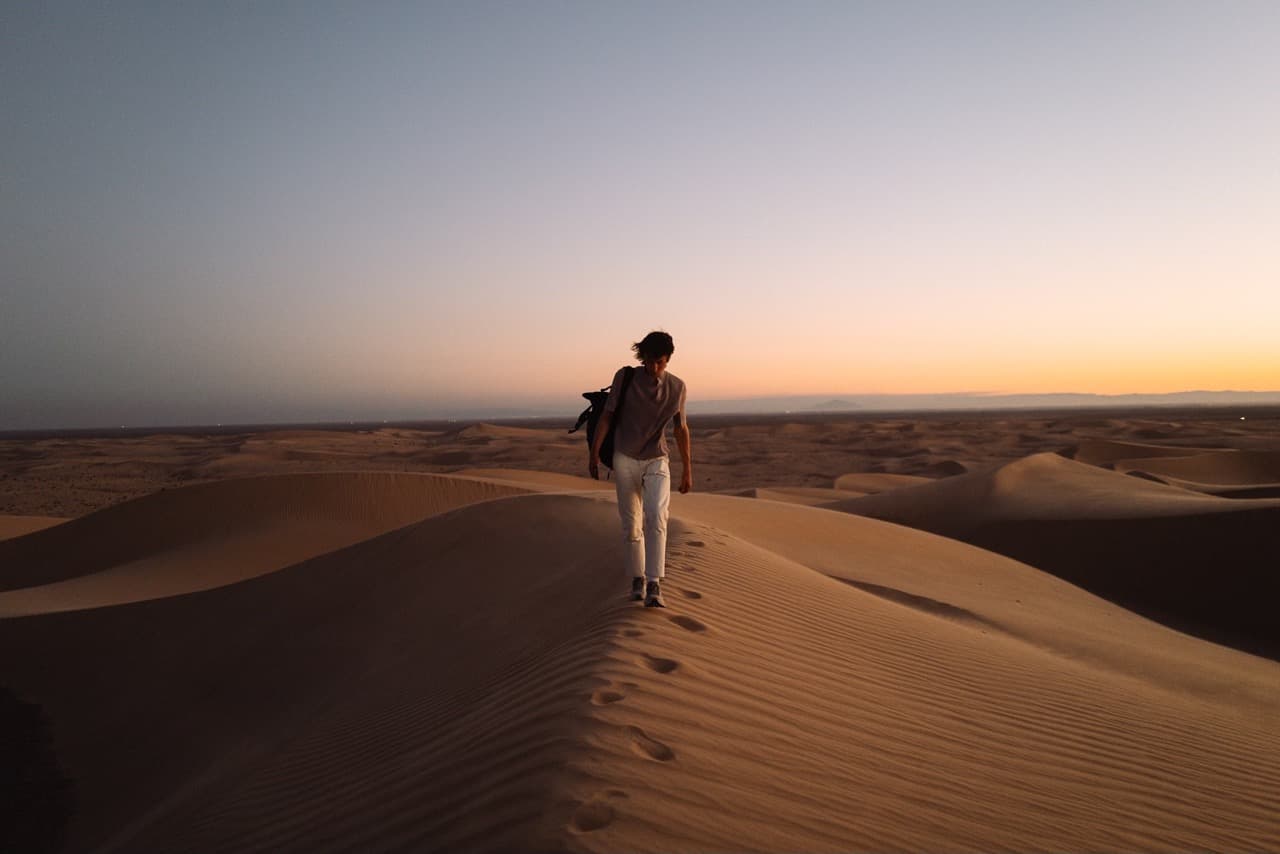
[2,409,1279,852]
[834,450,1280,657]
[0,515,67,541]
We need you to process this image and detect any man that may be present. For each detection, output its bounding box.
[589,331,692,608]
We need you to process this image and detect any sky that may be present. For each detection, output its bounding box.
[3,1,1279,429]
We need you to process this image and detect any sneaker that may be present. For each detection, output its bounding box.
[644,580,665,608]
[630,576,646,601]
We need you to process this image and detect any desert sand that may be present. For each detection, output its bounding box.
[2,408,1279,852]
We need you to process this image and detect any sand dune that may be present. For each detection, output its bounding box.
[1126,475,1280,499]
[447,422,572,441]
[0,472,529,615]
[1113,449,1280,486]
[3,480,1277,851]
[1070,440,1280,495]
[719,486,867,506]
[917,458,968,476]
[0,514,67,541]
[6,413,1280,852]
[832,452,1255,530]
[669,492,1278,707]
[833,472,932,493]
[832,453,1280,655]
[10,409,1276,517]
[454,468,611,492]
[1,493,626,852]
[573,510,1280,852]
[1068,438,1225,467]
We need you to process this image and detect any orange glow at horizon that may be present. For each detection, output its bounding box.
[673,346,1279,401]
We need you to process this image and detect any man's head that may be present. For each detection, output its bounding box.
[633,331,675,377]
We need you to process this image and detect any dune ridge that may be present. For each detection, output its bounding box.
[1067,438,1226,468]
[0,472,530,615]
[2,493,626,852]
[667,492,1278,712]
[3,473,1278,851]
[829,453,1280,655]
[832,472,932,493]
[831,453,1280,655]
[0,515,67,541]
[717,486,867,506]
[1112,449,1280,495]
[1117,449,1280,484]
[569,519,1279,852]
[832,452,1272,529]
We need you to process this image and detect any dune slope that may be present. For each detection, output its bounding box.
[832,453,1280,655]
[569,515,1280,852]
[0,472,529,614]
[667,493,1278,709]
[0,515,67,541]
[1114,449,1280,485]
[3,479,1278,852]
[1112,449,1280,497]
[1068,438,1225,467]
[1,493,627,853]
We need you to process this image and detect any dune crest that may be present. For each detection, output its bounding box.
[569,516,1280,852]
[1113,449,1280,490]
[1068,438,1225,467]
[831,452,1276,530]
[831,453,1280,655]
[832,472,931,493]
[720,486,867,506]
[0,515,67,541]
[453,467,611,492]
[668,492,1277,708]
[0,472,530,615]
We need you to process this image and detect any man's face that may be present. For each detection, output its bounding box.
[645,354,670,378]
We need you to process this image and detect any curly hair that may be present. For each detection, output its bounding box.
[632,331,675,362]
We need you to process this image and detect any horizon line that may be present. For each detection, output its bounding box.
[4,389,1279,437]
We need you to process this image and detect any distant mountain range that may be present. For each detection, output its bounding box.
[6,390,1279,435]
[686,390,1280,415]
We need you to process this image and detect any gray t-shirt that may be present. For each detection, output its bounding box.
[603,366,687,461]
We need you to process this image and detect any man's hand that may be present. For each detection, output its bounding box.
[679,467,693,494]
[589,456,600,480]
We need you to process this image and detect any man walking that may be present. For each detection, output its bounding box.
[590,331,692,608]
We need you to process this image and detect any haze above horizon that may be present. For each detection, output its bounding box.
[4,2,1278,430]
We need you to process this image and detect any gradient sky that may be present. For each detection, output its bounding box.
[4,1,1278,428]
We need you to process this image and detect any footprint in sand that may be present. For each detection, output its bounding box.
[625,725,676,761]
[669,615,707,633]
[622,628,644,638]
[680,590,703,600]
[687,540,706,547]
[569,800,616,833]
[591,688,625,706]
[641,654,679,674]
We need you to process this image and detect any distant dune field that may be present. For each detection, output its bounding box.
[2,410,1278,851]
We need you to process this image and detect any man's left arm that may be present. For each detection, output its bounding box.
[673,411,692,494]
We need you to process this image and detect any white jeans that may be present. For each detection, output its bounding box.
[613,451,671,581]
